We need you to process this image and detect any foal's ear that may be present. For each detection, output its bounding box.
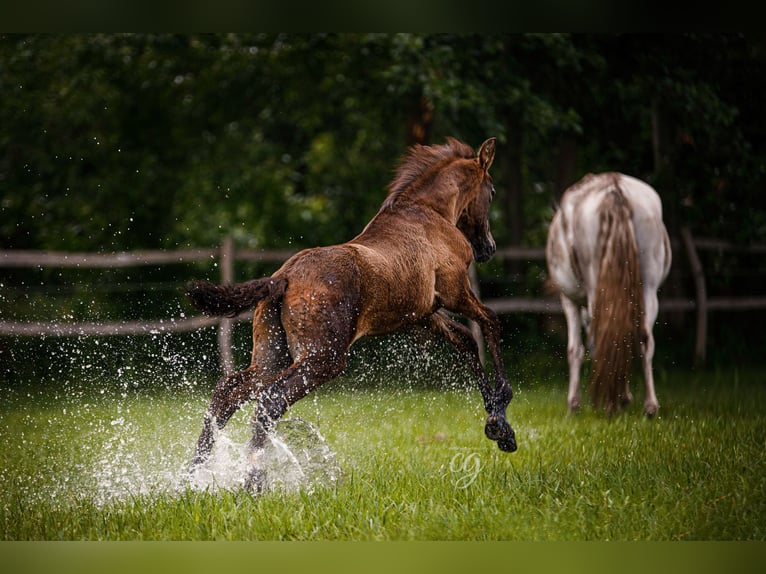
[478,137,496,171]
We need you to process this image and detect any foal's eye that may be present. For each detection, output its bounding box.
[490,185,496,198]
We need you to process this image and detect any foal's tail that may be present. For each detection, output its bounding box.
[589,186,644,415]
[185,277,288,318]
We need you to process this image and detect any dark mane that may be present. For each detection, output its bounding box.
[381,138,476,210]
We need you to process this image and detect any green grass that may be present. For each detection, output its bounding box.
[1,367,765,540]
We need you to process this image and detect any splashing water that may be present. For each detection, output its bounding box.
[255,417,342,494]
[2,325,464,511]
[1,328,342,508]
[82,406,341,503]
[188,416,341,495]
[9,397,341,508]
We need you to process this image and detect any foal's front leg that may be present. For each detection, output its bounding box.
[448,291,516,453]
[475,307,516,452]
[418,312,495,411]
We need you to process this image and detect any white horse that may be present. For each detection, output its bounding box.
[546,172,672,416]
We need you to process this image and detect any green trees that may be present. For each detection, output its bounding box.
[2,33,764,251]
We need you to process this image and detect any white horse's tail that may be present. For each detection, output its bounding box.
[589,185,644,415]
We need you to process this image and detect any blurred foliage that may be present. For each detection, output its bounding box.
[3,33,764,253]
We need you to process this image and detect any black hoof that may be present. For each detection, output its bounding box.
[484,415,508,441]
[244,467,266,494]
[497,431,517,453]
[485,415,517,452]
[188,454,207,474]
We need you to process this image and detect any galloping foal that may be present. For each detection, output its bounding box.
[546,172,672,416]
[186,138,517,486]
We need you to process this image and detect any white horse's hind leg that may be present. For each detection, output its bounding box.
[561,295,584,414]
[640,287,661,417]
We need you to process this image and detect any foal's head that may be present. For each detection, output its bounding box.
[384,136,498,263]
[457,137,497,263]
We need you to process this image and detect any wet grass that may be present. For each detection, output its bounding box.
[1,366,765,540]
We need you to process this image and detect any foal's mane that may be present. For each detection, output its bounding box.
[381,138,476,211]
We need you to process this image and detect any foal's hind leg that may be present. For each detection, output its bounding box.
[190,300,290,470]
[190,367,260,469]
[243,292,359,491]
[243,351,349,492]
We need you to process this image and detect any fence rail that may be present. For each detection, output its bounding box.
[2,228,765,369]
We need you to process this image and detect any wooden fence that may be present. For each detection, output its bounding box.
[2,229,765,370]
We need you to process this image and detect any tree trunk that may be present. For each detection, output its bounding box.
[503,129,524,280]
[554,135,578,200]
[652,98,686,332]
[405,95,434,146]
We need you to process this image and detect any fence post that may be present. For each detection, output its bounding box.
[218,236,235,374]
[681,227,707,367]
[468,262,485,366]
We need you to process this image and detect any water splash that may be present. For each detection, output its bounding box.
[16,404,341,507]
[254,417,342,494]
[2,332,342,509]
[2,324,461,511]
[188,416,341,495]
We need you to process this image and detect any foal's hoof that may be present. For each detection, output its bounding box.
[485,416,517,452]
[244,467,266,495]
[188,454,207,475]
[497,433,517,453]
[484,415,506,441]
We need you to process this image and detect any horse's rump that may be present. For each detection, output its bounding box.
[547,171,670,417]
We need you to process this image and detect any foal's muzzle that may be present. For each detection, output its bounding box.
[473,234,496,263]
